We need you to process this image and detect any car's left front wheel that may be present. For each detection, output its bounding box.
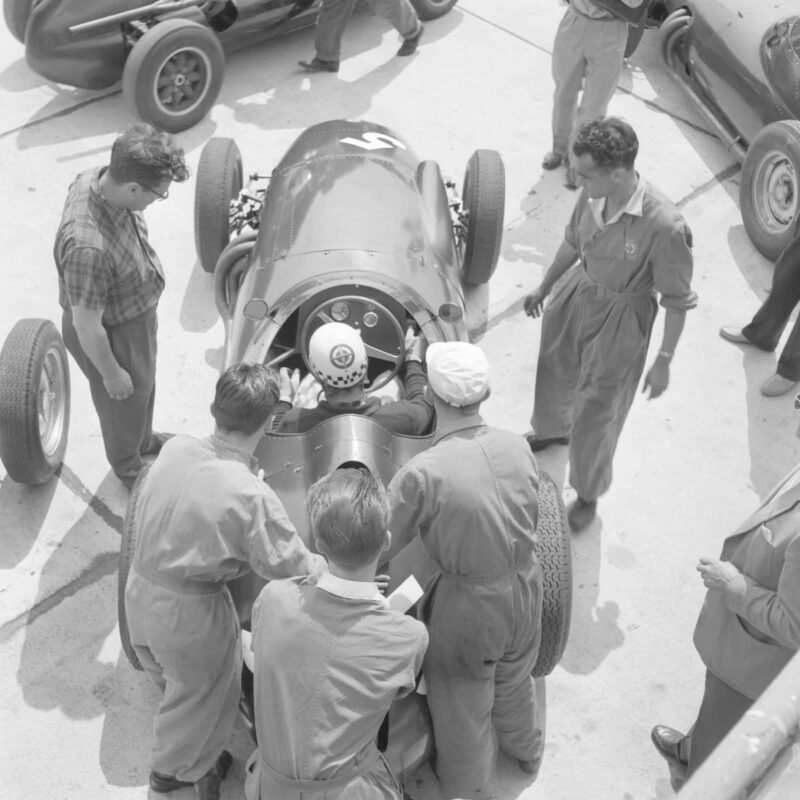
[122,19,225,134]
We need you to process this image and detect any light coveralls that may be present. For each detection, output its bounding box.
[387,417,543,800]
[125,434,326,782]
[550,0,635,158]
[244,574,428,800]
[314,0,420,62]
[532,178,697,501]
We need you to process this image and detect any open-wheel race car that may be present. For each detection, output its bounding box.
[116,118,573,777]
[657,0,800,260]
[7,0,459,133]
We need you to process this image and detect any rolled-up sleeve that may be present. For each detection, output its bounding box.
[723,532,800,650]
[652,222,698,311]
[386,466,427,560]
[61,246,111,310]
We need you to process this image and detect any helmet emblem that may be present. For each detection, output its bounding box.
[330,344,355,369]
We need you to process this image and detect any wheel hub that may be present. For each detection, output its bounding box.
[754,150,797,231]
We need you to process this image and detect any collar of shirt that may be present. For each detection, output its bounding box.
[317,573,388,606]
[90,168,129,223]
[432,412,486,444]
[588,174,646,229]
[206,433,258,472]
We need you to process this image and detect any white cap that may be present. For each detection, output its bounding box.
[308,322,368,388]
[426,342,490,407]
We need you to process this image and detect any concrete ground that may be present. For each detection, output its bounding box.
[1,2,798,799]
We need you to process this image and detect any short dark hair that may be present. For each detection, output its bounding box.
[210,363,280,434]
[572,117,638,170]
[307,468,388,568]
[107,124,189,186]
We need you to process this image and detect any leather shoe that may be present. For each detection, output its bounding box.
[525,434,569,453]
[719,325,751,345]
[650,725,687,767]
[397,23,424,56]
[150,751,232,795]
[761,373,798,397]
[298,57,339,72]
[568,497,597,532]
[541,151,564,170]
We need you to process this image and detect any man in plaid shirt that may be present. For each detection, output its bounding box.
[54,124,189,489]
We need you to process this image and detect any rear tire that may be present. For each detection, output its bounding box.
[460,149,505,285]
[3,0,32,43]
[121,19,224,133]
[740,120,800,261]
[118,465,151,672]
[0,319,70,485]
[195,137,243,274]
[532,471,572,678]
[409,0,458,20]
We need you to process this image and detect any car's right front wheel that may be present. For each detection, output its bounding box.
[409,0,458,20]
[740,120,800,262]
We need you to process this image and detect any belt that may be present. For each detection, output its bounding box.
[259,748,380,791]
[438,561,525,584]
[132,565,224,596]
[583,277,655,304]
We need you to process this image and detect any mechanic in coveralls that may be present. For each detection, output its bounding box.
[383,342,543,800]
[244,467,428,799]
[272,321,433,435]
[125,363,327,800]
[525,117,697,532]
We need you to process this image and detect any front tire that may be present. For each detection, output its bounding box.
[460,149,505,285]
[195,137,243,274]
[121,19,225,134]
[740,121,800,262]
[532,471,572,678]
[409,0,458,20]
[0,319,70,485]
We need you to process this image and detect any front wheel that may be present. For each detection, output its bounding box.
[409,0,458,20]
[0,319,70,485]
[122,19,225,134]
[460,149,506,285]
[740,120,800,261]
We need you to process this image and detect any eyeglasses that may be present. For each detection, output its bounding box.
[139,181,169,200]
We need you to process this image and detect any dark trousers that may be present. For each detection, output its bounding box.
[686,670,753,777]
[62,306,159,485]
[742,231,800,380]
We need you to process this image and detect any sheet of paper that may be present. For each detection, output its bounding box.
[387,574,423,613]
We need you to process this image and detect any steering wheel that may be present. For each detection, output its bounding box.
[298,296,406,394]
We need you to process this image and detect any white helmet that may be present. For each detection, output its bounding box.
[308,322,368,388]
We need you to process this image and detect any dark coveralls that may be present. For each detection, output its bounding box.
[740,229,800,380]
[533,179,697,501]
[387,416,543,800]
[274,361,433,435]
[54,168,164,485]
[126,434,326,782]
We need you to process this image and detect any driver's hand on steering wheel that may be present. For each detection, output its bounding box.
[278,367,300,404]
[405,329,427,364]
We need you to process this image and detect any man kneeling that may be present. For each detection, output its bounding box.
[245,468,429,799]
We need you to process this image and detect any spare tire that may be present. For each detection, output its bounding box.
[195,137,243,274]
[0,319,70,485]
[118,465,151,672]
[532,471,572,678]
[740,120,800,261]
[409,0,458,19]
[460,149,505,285]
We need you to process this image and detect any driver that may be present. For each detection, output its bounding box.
[271,321,433,436]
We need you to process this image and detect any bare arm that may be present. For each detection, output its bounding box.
[523,239,580,318]
[71,306,133,400]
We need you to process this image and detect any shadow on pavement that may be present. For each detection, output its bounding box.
[0,474,58,568]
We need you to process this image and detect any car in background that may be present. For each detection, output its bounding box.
[111,117,572,778]
[658,0,800,260]
[4,0,459,132]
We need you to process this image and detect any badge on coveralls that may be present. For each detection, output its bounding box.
[624,239,638,258]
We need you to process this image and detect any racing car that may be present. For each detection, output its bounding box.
[658,0,800,260]
[110,118,573,777]
[7,0,459,133]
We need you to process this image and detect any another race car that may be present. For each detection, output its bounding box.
[111,118,572,777]
[7,0,459,132]
[658,0,800,260]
